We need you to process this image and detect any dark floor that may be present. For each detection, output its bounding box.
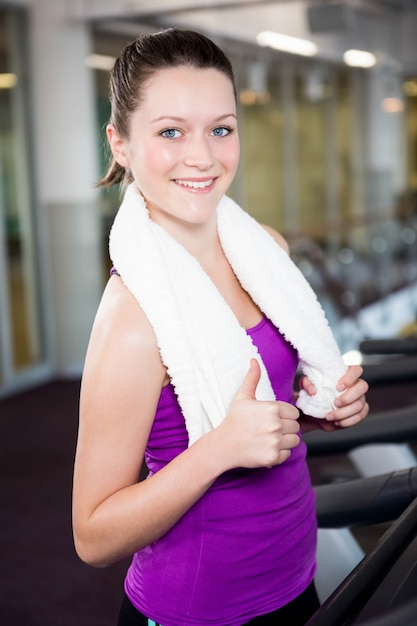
[0,379,129,626]
[1,375,416,625]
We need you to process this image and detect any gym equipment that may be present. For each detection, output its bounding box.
[306,402,417,600]
[305,402,417,478]
[360,336,417,385]
[314,466,417,602]
[309,491,417,625]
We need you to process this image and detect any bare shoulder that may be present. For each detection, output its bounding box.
[89,274,160,354]
[261,223,290,254]
[74,276,167,527]
[81,274,167,417]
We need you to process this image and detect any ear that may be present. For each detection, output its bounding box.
[106,124,129,168]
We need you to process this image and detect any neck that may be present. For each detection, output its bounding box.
[151,210,221,267]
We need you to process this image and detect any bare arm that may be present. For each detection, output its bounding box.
[73,277,226,567]
[72,277,300,568]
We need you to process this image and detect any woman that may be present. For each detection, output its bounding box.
[72,28,369,626]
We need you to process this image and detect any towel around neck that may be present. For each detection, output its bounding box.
[109,183,347,445]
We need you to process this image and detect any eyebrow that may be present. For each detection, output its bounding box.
[150,113,237,125]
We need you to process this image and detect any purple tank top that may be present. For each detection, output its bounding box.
[125,317,317,625]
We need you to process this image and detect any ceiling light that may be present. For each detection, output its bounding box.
[381,97,404,113]
[0,73,17,89]
[343,49,376,68]
[256,31,317,57]
[85,54,115,71]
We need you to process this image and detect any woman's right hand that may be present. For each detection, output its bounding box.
[74,279,299,568]
[215,359,301,470]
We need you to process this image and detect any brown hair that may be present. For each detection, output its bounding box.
[98,28,236,188]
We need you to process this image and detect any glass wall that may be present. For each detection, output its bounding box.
[235,49,417,350]
[0,8,47,393]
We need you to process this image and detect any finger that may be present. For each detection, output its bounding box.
[266,434,301,468]
[333,407,369,428]
[234,358,261,401]
[327,400,369,426]
[334,379,369,408]
[298,375,317,396]
[277,402,300,422]
[267,449,291,467]
[337,365,364,391]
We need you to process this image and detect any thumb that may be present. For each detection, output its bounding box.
[235,358,261,401]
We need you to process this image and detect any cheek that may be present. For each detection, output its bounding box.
[224,138,240,173]
[142,140,177,169]
[132,145,177,196]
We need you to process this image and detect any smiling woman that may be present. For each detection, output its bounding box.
[105,65,240,232]
[72,28,369,626]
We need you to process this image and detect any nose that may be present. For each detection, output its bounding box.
[183,133,214,171]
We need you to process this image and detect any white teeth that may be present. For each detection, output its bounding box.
[175,179,213,189]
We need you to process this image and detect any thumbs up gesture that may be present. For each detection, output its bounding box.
[214,359,301,471]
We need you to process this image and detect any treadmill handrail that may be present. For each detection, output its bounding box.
[315,468,417,528]
[361,355,417,383]
[305,496,417,626]
[360,338,417,355]
[304,403,417,456]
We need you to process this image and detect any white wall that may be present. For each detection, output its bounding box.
[28,0,102,375]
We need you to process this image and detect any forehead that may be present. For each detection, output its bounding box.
[139,65,236,110]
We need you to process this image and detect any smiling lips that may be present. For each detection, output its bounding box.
[174,178,215,190]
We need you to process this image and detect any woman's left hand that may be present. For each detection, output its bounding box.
[299,365,369,432]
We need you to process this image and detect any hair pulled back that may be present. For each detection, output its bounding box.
[98,28,236,188]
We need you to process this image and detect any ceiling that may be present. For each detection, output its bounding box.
[72,1,417,74]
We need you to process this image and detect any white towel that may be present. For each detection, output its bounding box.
[109,183,347,445]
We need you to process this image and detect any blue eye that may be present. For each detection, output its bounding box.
[161,128,180,139]
[212,126,231,137]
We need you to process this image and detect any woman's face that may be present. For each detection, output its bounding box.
[108,65,240,230]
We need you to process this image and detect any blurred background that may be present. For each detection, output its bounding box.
[1,3,417,625]
[1,0,417,396]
